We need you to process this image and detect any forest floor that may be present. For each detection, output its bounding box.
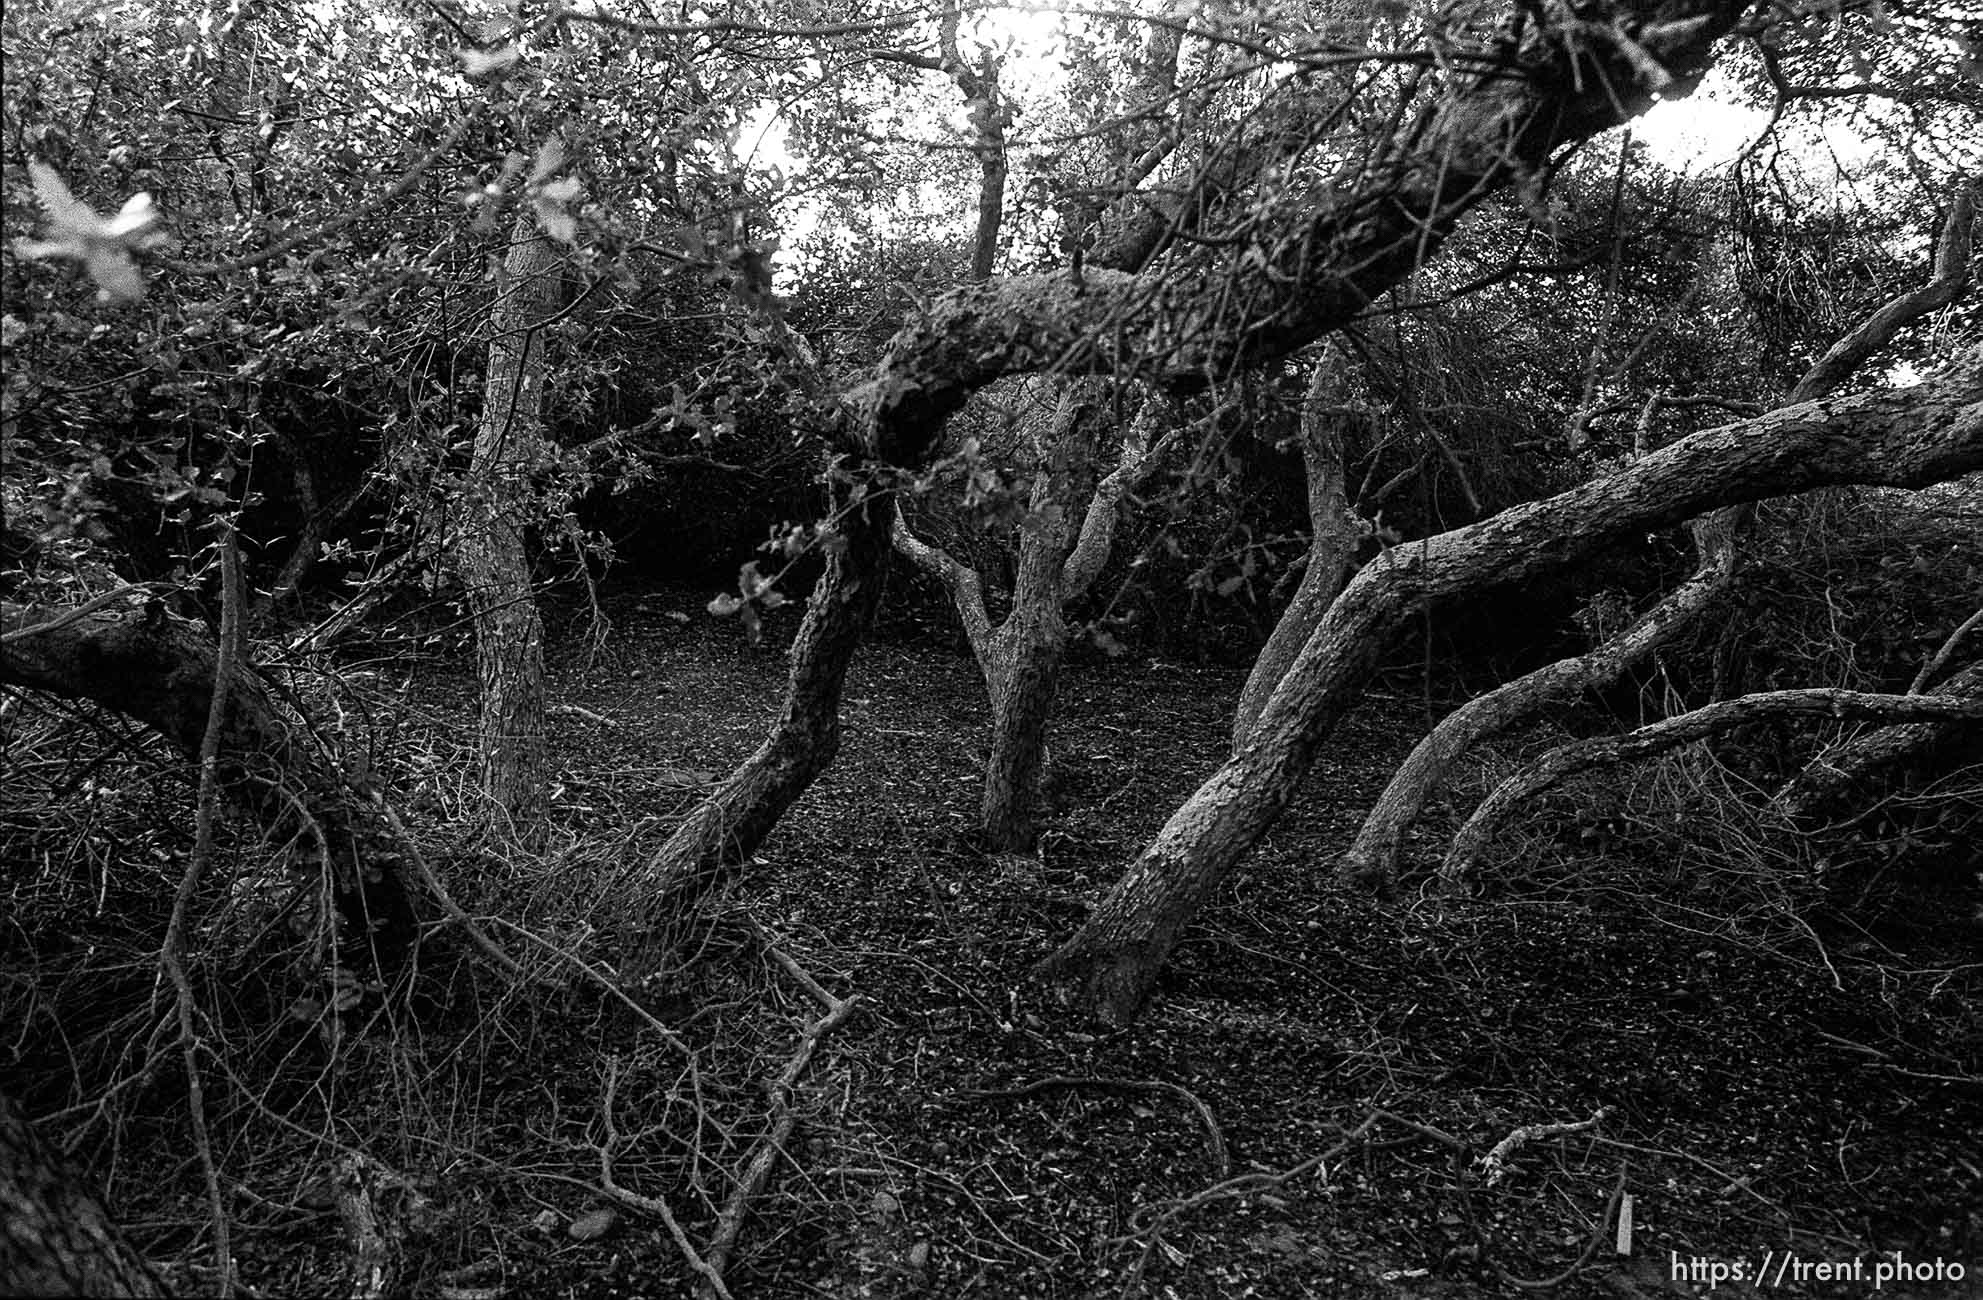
[8,584,1981,1299]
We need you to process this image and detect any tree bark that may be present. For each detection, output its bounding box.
[0,1093,168,1299]
[1440,689,1983,886]
[977,604,1068,852]
[850,0,1752,466]
[1037,349,1983,1023]
[0,599,417,964]
[1232,357,1366,750]
[458,214,564,843]
[1339,184,1974,885]
[1774,660,1983,820]
[938,6,1007,284]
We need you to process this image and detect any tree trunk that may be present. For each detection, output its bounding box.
[1232,357,1365,750]
[458,215,564,843]
[1337,551,1733,884]
[1,599,417,964]
[628,489,894,945]
[894,381,1166,852]
[979,606,1068,850]
[0,1093,168,1299]
[1338,185,1974,886]
[1038,352,1983,1024]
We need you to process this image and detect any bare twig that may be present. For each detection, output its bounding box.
[485,917,694,1060]
[159,525,244,1297]
[367,793,528,983]
[1910,604,1983,695]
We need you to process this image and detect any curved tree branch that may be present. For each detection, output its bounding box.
[1774,660,1983,820]
[1441,688,1983,886]
[851,0,1756,467]
[891,499,993,658]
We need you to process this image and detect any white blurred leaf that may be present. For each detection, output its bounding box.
[16,163,160,301]
[457,45,519,76]
[533,198,577,244]
[529,137,567,186]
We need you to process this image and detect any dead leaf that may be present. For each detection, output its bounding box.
[567,1207,619,1241]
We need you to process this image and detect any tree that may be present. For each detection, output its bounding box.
[1230,349,1368,750]
[1038,351,1981,1021]
[632,0,1783,934]
[457,211,567,843]
[1440,687,1983,884]
[0,596,418,963]
[893,378,1171,850]
[0,1092,168,1298]
[8,0,1974,1033]
[1776,660,1983,821]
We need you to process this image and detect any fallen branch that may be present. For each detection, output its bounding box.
[0,583,164,644]
[595,1060,732,1300]
[1479,1107,1610,1185]
[335,1152,422,1300]
[699,940,859,1298]
[548,702,619,727]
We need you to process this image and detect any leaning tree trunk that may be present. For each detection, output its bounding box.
[1338,185,1974,886]
[1337,550,1733,884]
[1,599,417,964]
[1232,356,1366,750]
[1038,354,1983,1023]
[628,489,896,942]
[0,1093,167,1299]
[458,214,564,843]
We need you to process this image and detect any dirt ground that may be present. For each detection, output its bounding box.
[6,585,1979,1298]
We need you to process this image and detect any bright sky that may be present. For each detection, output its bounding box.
[752,21,1893,288]
[1635,78,1773,173]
